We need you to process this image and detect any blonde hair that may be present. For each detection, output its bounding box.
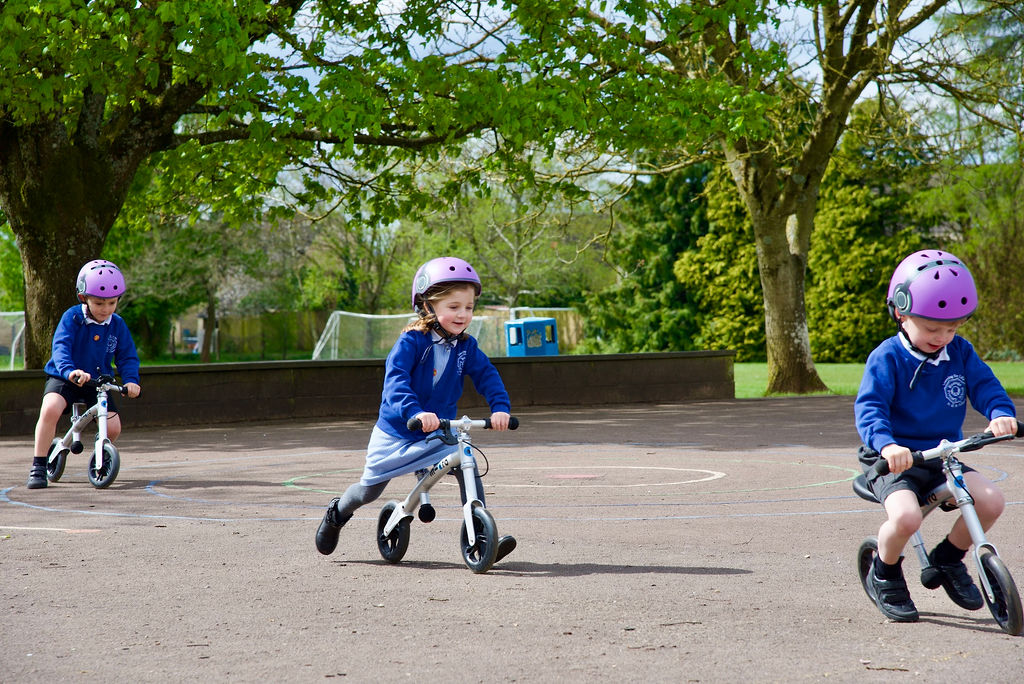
[403,281,478,336]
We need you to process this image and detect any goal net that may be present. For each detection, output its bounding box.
[0,311,25,369]
[312,310,507,360]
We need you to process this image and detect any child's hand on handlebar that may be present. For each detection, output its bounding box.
[69,369,91,386]
[880,443,913,474]
[988,416,1018,438]
[489,411,511,431]
[414,412,440,432]
[124,382,141,399]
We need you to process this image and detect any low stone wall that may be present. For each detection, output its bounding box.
[0,351,734,436]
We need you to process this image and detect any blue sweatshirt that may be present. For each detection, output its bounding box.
[855,334,1015,453]
[375,330,511,440]
[43,305,141,385]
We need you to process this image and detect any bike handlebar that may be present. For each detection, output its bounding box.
[407,416,520,432]
[870,419,1024,477]
[83,375,128,395]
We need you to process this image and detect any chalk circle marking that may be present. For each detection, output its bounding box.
[502,465,727,488]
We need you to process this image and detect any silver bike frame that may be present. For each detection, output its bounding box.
[54,381,119,472]
[909,439,1009,604]
[380,417,487,539]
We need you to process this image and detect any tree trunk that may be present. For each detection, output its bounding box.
[0,121,128,367]
[1,76,207,368]
[725,146,828,395]
[200,292,217,364]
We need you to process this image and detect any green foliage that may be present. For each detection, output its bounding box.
[806,182,924,361]
[296,213,422,314]
[577,163,710,353]
[580,101,941,363]
[912,160,1024,359]
[673,166,765,360]
[0,0,269,122]
[0,217,24,311]
[806,103,933,361]
[417,189,613,310]
[104,207,278,358]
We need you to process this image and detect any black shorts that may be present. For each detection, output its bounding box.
[43,376,120,416]
[858,444,973,506]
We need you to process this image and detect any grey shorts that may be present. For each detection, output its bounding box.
[857,444,973,506]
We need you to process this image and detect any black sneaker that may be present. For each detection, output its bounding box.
[868,569,919,622]
[26,467,47,489]
[927,552,984,611]
[315,498,350,556]
[494,535,516,563]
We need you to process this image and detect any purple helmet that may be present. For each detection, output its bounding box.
[887,250,976,321]
[411,257,481,313]
[76,260,126,299]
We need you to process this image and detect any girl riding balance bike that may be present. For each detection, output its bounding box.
[314,257,517,568]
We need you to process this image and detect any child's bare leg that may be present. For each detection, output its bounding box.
[877,489,922,563]
[28,393,67,488]
[867,489,922,621]
[33,393,67,457]
[106,414,123,442]
[947,471,1005,550]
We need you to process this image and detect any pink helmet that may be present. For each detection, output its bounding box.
[411,257,481,313]
[76,260,126,299]
[887,250,976,321]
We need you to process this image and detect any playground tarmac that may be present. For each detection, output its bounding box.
[3,395,1024,683]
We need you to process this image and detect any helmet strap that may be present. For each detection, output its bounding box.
[81,299,101,323]
[421,303,466,343]
[895,321,942,390]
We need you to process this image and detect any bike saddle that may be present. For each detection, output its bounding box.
[852,474,878,504]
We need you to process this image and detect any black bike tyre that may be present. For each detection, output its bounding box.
[857,536,879,602]
[376,501,411,563]
[460,507,498,574]
[88,442,120,488]
[46,440,68,482]
[979,551,1024,636]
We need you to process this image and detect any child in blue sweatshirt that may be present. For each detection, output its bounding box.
[315,257,515,562]
[855,250,1017,622]
[26,260,141,489]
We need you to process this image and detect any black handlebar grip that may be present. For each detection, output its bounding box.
[870,459,891,477]
[484,416,520,430]
[871,451,924,477]
[407,417,423,431]
[1017,419,1024,439]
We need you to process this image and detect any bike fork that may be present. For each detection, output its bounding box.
[459,445,484,538]
[93,392,109,471]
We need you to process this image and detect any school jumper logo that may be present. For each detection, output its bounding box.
[943,374,966,408]
[456,350,467,376]
[106,334,118,354]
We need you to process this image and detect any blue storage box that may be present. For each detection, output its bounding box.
[504,317,559,356]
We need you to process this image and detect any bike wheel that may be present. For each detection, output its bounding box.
[979,551,1024,636]
[857,537,879,602]
[88,442,120,488]
[46,439,68,482]
[376,501,410,563]
[460,507,498,574]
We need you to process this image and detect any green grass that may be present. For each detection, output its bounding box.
[735,361,1024,399]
